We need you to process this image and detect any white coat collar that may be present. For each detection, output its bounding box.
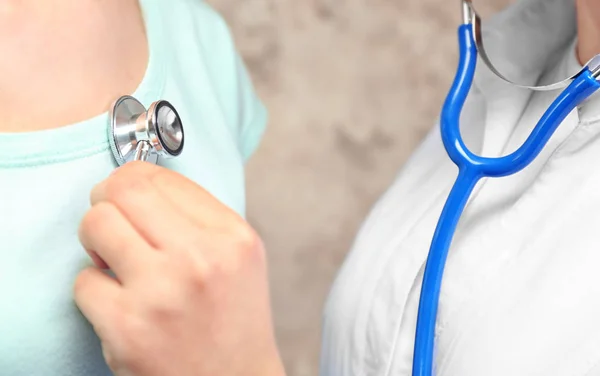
[470,0,578,157]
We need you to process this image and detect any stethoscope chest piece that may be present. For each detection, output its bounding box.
[109,95,185,166]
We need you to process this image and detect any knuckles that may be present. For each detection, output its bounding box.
[181,254,213,290]
[103,161,172,204]
[104,168,153,203]
[166,220,265,291]
[206,221,265,281]
[80,201,117,235]
[228,220,265,264]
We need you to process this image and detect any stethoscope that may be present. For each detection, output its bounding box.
[109,95,184,166]
[413,1,600,375]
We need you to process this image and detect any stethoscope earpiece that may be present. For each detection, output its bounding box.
[109,95,184,166]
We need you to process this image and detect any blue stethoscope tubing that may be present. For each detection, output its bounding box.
[411,24,600,376]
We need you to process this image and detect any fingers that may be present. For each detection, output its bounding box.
[90,162,202,250]
[79,202,151,280]
[74,267,121,336]
[147,166,242,228]
[96,162,239,229]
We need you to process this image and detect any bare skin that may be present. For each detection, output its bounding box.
[577,0,600,64]
[0,0,147,132]
[76,162,287,376]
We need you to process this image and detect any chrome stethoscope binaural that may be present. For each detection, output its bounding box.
[413,1,600,375]
[109,95,184,166]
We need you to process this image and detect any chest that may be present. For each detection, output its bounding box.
[0,0,147,133]
[323,113,600,375]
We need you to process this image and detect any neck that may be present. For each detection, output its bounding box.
[577,0,600,64]
[0,0,147,133]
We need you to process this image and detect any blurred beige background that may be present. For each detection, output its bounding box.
[207,1,512,375]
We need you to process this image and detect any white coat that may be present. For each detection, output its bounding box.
[320,0,600,375]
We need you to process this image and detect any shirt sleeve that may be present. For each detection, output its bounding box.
[193,2,268,161]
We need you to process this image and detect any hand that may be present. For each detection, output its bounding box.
[74,161,285,376]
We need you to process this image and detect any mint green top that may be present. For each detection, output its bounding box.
[0,1,267,374]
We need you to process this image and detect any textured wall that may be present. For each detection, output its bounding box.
[206,1,512,374]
